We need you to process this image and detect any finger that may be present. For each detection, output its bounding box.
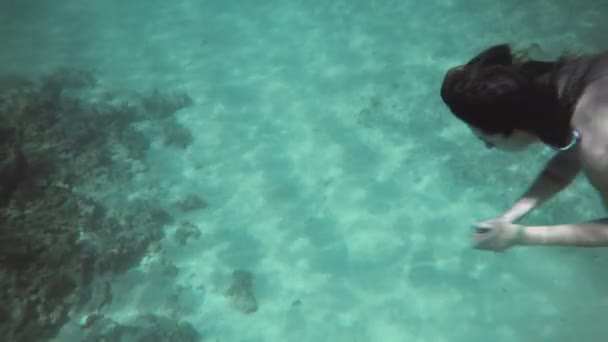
[473,238,490,250]
[472,231,494,249]
[472,232,487,245]
[474,221,493,229]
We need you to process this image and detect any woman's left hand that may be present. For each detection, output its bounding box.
[473,218,523,252]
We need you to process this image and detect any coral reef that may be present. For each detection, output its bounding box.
[81,314,200,342]
[0,68,198,341]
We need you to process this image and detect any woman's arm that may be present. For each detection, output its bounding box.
[473,219,608,251]
[499,148,580,223]
[521,219,608,247]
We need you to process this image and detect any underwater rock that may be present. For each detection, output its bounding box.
[140,89,193,120]
[225,269,258,314]
[174,221,202,246]
[174,194,208,212]
[162,120,194,149]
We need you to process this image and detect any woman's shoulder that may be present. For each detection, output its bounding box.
[571,76,608,136]
[556,51,608,111]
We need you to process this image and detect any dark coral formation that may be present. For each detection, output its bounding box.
[140,88,193,120]
[174,193,208,212]
[162,119,195,149]
[81,314,200,342]
[174,221,202,246]
[0,68,198,341]
[226,269,258,314]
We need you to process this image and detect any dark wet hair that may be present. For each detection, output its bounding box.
[440,44,574,149]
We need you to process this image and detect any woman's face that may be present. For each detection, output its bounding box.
[470,126,538,151]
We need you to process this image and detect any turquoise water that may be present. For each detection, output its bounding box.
[2,1,608,341]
